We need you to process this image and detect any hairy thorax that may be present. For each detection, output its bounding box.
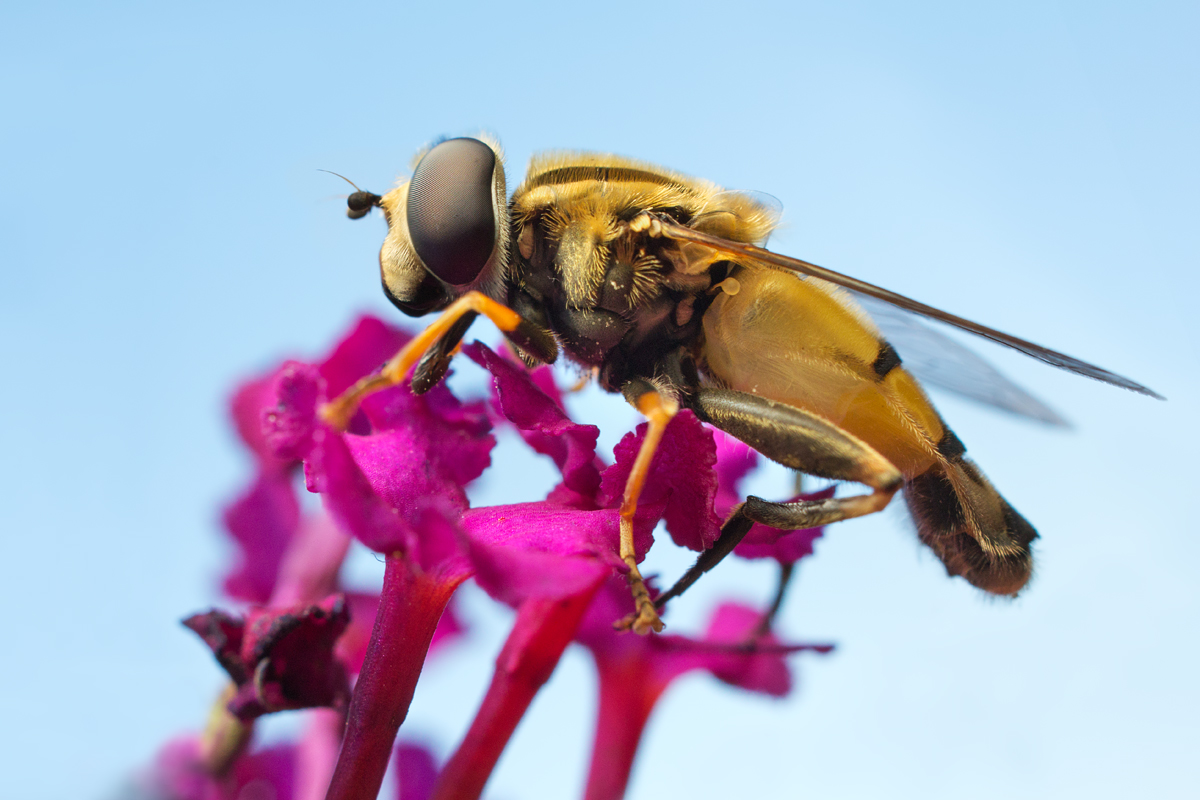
[509,206,718,391]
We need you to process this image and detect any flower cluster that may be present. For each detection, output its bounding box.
[139,316,834,800]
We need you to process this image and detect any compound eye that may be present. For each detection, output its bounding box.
[406,138,499,286]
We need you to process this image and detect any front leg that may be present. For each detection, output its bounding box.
[320,291,557,429]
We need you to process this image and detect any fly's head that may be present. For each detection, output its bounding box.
[346,136,511,316]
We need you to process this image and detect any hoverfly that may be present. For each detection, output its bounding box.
[321,136,1161,634]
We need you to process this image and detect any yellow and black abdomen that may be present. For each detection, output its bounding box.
[701,266,1036,595]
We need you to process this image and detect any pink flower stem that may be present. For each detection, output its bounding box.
[325,554,464,800]
[583,658,663,800]
[430,588,601,800]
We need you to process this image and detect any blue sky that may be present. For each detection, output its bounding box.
[2,2,1197,798]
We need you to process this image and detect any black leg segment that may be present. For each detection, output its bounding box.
[654,387,904,611]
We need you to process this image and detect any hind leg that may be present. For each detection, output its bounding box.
[654,388,904,611]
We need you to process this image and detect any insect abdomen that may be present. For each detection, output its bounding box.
[904,459,1037,595]
[702,266,1037,594]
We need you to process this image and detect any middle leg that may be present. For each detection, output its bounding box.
[615,378,679,635]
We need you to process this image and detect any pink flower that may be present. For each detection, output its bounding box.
[156,314,845,800]
[262,320,494,800]
[424,341,822,800]
[142,737,295,800]
[577,578,834,800]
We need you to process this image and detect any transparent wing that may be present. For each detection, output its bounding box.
[653,216,1163,400]
[847,291,1070,426]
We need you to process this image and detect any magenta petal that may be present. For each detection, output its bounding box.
[404,504,471,582]
[393,742,439,800]
[601,411,722,551]
[183,610,248,684]
[221,471,301,604]
[578,579,828,696]
[576,575,655,660]
[145,737,297,800]
[269,512,351,608]
[318,316,411,400]
[348,382,493,509]
[470,536,611,607]
[342,425,479,521]
[310,429,411,553]
[528,362,568,407]
[231,369,297,471]
[733,526,823,563]
[699,603,793,697]
[462,504,620,605]
[309,421,476,581]
[464,341,602,501]
[463,503,651,573]
[264,361,324,462]
[733,487,835,563]
[712,429,759,520]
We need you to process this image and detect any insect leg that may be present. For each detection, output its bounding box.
[753,561,794,636]
[654,388,903,611]
[410,311,478,395]
[616,378,679,635]
[321,291,557,430]
[751,472,802,634]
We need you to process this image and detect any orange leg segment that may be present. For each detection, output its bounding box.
[319,291,522,431]
[616,389,679,634]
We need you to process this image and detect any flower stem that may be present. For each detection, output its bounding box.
[430,589,600,800]
[582,658,662,800]
[198,682,253,776]
[325,554,462,800]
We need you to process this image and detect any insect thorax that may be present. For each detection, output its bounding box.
[507,206,721,392]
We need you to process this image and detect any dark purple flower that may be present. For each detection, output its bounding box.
[183,594,351,721]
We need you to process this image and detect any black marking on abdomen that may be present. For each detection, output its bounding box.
[871,341,902,378]
[937,427,966,461]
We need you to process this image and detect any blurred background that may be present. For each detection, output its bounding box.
[2,1,1197,797]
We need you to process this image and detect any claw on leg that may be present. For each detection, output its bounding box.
[616,531,664,635]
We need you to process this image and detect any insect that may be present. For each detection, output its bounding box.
[321,136,1161,634]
